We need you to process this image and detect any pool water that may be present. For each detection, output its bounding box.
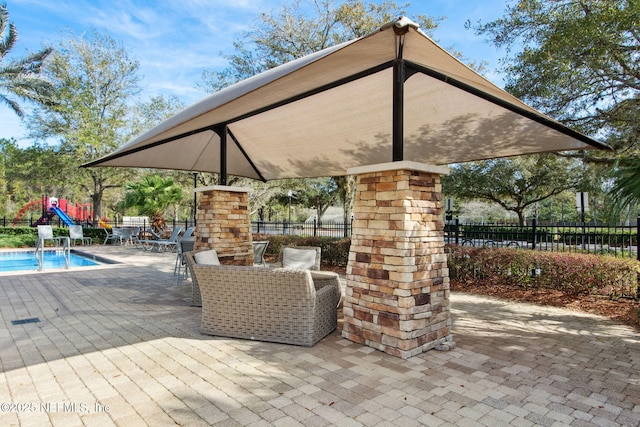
[0,250,102,272]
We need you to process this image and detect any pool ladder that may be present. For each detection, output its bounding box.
[34,237,71,271]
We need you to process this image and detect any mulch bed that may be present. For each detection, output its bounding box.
[450,280,640,332]
[321,264,640,331]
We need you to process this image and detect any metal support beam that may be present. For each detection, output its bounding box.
[392,59,404,162]
[216,125,228,185]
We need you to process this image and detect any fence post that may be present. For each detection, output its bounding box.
[314,217,317,237]
[454,218,459,246]
[531,218,537,250]
[637,217,639,262]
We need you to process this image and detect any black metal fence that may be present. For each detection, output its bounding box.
[1,216,353,239]
[252,219,353,238]
[445,218,640,260]
[4,214,639,260]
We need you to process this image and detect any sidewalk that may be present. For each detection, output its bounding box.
[1,245,639,426]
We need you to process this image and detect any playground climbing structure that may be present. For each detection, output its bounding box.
[13,196,93,226]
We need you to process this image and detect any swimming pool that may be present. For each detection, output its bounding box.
[0,250,104,272]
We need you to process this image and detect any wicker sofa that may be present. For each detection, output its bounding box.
[190,263,341,346]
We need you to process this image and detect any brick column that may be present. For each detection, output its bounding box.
[342,162,454,359]
[194,185,254,266]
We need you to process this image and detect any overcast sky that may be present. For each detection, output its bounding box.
[1,0,512,145]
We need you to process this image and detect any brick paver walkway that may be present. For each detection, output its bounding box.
[0,246,638,426]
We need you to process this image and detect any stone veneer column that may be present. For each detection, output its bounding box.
[194,185,254,266]
[342,162,454,359]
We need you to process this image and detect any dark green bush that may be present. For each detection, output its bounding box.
[0,226,106,247]
[448,245,639,299]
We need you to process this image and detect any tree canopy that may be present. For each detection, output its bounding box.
[199,0,440,93]
[469,0,639,158]
[442,154,585,225]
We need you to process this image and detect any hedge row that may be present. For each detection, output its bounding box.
[447,245,639,299]
[0,227,108,247]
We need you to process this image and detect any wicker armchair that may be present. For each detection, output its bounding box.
[183,249,220,306]
[275,246,321,270]
[191,264,341,346]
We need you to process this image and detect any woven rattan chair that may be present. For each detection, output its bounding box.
[192,264,340,346]
[183,248,220,306]
[275,246,321,270]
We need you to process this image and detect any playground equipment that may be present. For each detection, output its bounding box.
[13,196,93,226]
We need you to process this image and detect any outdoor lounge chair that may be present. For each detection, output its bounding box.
[139,226,184,252]
[191,263,341,346]
[69,225,92,245]
[103,227,132,245]
[275,246,321,270]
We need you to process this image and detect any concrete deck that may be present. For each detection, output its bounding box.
[1,245,639,426]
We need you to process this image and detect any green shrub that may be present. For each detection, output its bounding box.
[448,245,639,299]
[0,226,106,247]
[0,233,37,248]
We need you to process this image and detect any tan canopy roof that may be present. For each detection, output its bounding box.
[84,17,607,181]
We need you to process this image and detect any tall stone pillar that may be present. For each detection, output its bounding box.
[194,185,254,266]
[342,162,454,359]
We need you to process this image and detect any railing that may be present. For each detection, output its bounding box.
[34,237,70,271]
[445,218,640,260]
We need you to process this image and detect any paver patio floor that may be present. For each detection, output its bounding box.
[1,246,639,426]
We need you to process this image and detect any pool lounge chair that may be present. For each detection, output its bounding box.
[140,226,184,252]
[103,227,132,245]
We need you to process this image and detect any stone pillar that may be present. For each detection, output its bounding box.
[342,161,454,359]
[194,185,254,266]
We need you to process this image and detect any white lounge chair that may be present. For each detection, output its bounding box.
[103,227,132,245]
[140,226,184,252]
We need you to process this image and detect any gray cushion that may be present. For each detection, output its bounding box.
[282,248,316,269]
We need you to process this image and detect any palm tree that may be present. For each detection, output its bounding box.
[123,175,183,233]
[0,2,54,118]
[610,157,640,212]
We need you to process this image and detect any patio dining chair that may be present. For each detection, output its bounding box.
[37,225,64,247]
[252,240,269,267]
[174,237,195,285]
